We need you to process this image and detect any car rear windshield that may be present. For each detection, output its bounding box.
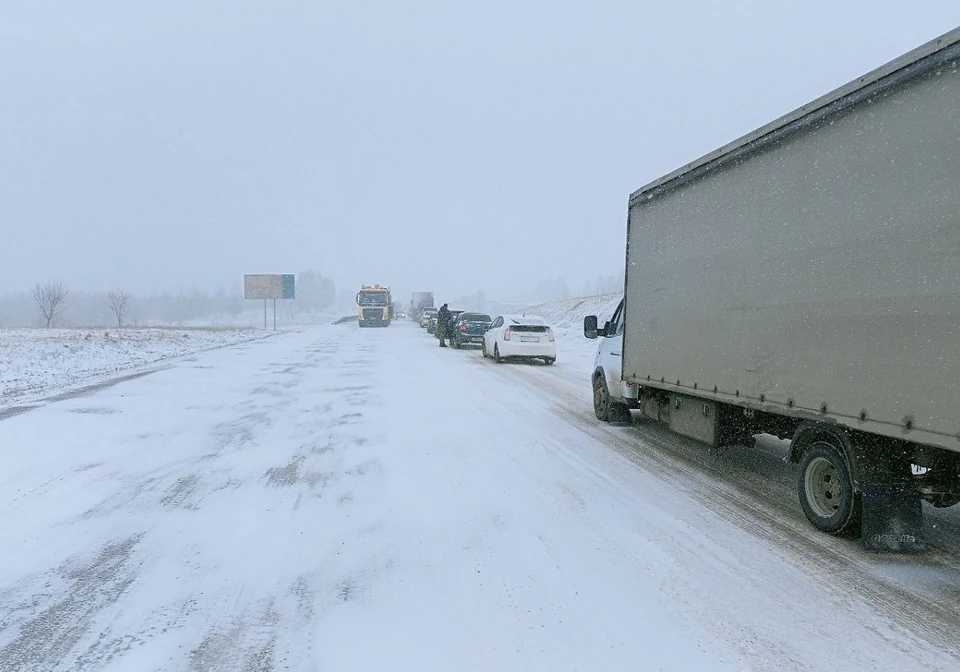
[461,313,491,322]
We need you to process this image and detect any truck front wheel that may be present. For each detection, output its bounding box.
[593,374,630,423]
[798,441,861,535]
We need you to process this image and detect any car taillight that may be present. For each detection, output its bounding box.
[549,328,555,342]
[503,327,511,341]
[460,324,467,332]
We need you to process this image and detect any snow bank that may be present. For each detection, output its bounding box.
[517,293,622,373]
[0,327,275,406]
[522,293,622,332]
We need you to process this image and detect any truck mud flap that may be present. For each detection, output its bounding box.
[860,483,925,552]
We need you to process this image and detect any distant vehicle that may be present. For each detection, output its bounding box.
[411,292,434,319]
[450,313,492,349]
[482,315,555,364]
[356,284,392,328]
[419,307,438,328]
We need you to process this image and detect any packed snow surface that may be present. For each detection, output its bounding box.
[2,296,960,671]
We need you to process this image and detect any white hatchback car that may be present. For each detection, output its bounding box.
[482,314,556,365]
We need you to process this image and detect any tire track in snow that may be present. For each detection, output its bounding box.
[172,328,396,671]
[0,536,143,672]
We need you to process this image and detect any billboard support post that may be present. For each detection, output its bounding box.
[273,299,277,331]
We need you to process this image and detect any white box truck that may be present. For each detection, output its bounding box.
[585,27,960,552]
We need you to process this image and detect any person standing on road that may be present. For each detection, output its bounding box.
[436,303,450,347]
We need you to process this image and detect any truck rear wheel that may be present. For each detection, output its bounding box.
[798,441,861,535]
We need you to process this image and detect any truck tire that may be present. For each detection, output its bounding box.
[798,441,861,535]
[593,374,630,423]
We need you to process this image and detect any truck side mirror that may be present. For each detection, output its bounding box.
[584,315,599,339]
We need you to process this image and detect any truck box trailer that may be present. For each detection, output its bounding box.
[411,292,435,318]
[585,27,960,552]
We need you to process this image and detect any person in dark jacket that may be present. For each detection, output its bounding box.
[436,303,450,347]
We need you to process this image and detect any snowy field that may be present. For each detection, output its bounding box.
[0,327,280,407]
[2,296,960,671]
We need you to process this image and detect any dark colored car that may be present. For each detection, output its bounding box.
[450,312,492,349]
[429,309,463,336]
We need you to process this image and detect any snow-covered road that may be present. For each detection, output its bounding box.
[2,321,959,671]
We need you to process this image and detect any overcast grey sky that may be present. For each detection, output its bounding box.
[2,1,958,302]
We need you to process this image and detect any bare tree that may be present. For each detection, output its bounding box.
[33,281,68,328]
[107,289,131,327]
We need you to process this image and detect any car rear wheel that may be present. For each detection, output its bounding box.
[494,344,504,363]
[544,357,555,365]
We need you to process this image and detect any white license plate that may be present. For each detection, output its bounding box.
[520,337,539,343]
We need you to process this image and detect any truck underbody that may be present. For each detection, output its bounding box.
[625,385,960,551]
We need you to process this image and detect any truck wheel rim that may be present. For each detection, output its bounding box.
[594,379,605,412]
[804,456,841,519]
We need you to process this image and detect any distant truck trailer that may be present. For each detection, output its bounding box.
[585,26,960,552]
[410,292,434,319]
